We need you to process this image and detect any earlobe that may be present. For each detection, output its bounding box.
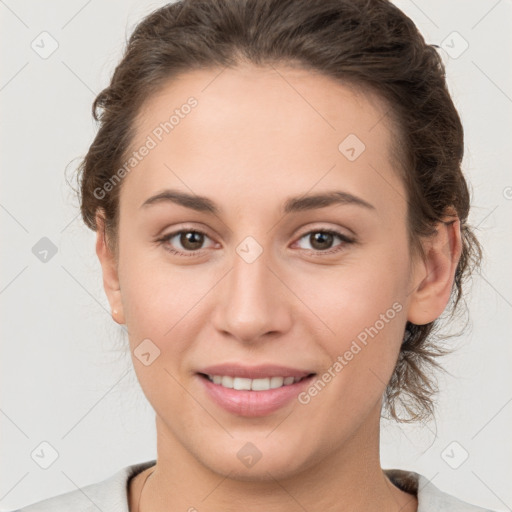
[406,216,462,326]
[95,211,126,325]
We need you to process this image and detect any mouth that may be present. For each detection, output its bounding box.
[196,364,317,416]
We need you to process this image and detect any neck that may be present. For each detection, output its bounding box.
[131,404,417,512]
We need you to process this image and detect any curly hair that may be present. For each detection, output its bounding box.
[74,0,482,422]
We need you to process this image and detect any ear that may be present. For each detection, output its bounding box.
[406,215,463,325]
[95,210,125,325]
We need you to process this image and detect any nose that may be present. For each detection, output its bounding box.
[212,242,293,344]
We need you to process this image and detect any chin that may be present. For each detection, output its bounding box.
[193,436,316,482]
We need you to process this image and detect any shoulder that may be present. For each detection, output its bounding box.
[8,460,156,512]
[385,469,497,512]
[416,472,496,512]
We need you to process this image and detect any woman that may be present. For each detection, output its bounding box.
[12,0,494,510]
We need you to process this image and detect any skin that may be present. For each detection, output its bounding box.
[96,64,462,512]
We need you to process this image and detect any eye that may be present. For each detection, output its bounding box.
[157,228,216,256]
[294,229,354,255]
[156,227,355,257]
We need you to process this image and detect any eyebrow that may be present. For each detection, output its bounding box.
[140,189,376,214]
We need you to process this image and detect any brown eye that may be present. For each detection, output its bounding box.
[158,229,215,256]
[295,229,354,254]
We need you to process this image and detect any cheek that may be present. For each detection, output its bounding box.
[117,246,216,386]
[295,251,408,403]
[119,256,199,407]
[117,236,194,331]
[296,254,407,343]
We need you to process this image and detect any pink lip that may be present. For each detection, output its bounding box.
[198,363,313,379]
[196,364,316,417]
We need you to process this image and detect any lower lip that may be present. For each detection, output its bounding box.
[198,374,315,417]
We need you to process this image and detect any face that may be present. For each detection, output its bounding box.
[99,64,434,480]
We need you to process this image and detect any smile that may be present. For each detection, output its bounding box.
[197,367,317,416]
[203,374,309,391]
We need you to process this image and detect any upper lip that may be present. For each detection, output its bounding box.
[198,364,315,379]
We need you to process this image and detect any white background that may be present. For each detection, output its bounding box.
[1,0,511,510]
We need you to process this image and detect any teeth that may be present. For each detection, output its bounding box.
[269,376,284,388]
[233,377,252,390]
[207,374,305,390]
[251,378,271,391]
[221,376,233,388]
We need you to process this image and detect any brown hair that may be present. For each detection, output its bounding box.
[74,0,482,422]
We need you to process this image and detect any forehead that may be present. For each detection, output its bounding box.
[121,64,405,219]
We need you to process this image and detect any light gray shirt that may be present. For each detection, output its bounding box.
[9,459,495,511]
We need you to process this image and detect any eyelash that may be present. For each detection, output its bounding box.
[156,226,355,257]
